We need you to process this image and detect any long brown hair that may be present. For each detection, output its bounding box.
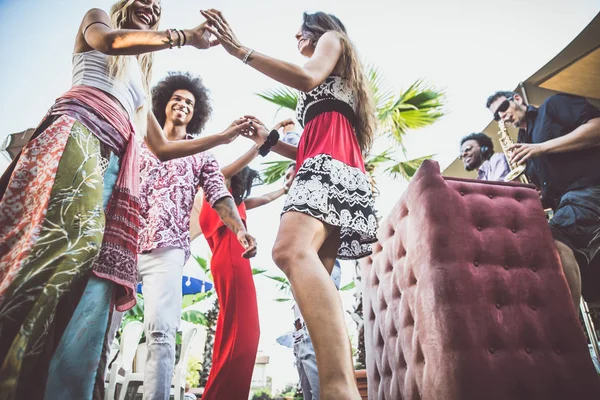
[301,12,376,153]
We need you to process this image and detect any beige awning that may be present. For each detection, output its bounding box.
[443,12,600,179]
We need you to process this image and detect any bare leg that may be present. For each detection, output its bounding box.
[273,212,360,400]
[555,239,582,309]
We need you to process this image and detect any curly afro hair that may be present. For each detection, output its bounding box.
[151,71,212,134]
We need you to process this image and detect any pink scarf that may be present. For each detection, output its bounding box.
[58,86,140,311]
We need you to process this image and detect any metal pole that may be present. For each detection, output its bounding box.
[580,298,600,368]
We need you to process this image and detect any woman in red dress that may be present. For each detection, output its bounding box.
[199,123,294,400]
[202,9,378,399]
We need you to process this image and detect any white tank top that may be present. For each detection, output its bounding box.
[72,50,146,118]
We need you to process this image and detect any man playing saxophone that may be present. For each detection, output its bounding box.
[459,132,511,181]
[486,90,600,309]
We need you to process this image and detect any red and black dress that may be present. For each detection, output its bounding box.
[284,76,378,259]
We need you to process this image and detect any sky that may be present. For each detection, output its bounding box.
[0,0,599,393]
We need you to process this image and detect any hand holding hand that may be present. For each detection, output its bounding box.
[200,9,244,58]
[186,21,219,49]
[237,229,257,258]
[219,117,254,144]
[240,115,270,146]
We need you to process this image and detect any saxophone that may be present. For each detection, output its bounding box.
[496,120,554,219]
[496,120,528,184]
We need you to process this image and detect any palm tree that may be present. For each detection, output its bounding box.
[257,67,445,370]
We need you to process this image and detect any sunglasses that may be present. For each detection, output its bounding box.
[493,96,514,121]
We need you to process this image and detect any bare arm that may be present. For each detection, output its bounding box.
[212,197,257,258]
[242,117,298,160]
[145,113,252,161]
[244,188,286,210]
[221,145,260,179]
[509,118,600,165]
[76,8,216,55]
[201,10,342,92]
[541,118,600,153]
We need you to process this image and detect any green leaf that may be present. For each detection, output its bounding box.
[260,160,293,185]
[192,254,208,273]
[181,292,213,309]
[275,298,292,303]
[265,275,289,284]
[181,310,208,326]
[385,154,435,180]
[252,268,267,275]
[340,281,356,291]
[255,87,298,111]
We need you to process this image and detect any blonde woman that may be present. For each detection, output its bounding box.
[0,2,254,399]
[202,10,378,400]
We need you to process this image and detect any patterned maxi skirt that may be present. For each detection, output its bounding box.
[0,115,108,399]
[283,111,378,259]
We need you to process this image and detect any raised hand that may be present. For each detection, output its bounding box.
[219,117,254,144]
[240,115,270,145]
[200,9,245,58]
[186,21,220,49]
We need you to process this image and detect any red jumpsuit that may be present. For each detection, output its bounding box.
[199,196,260,399]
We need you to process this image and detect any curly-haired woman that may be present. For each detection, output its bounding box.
[202,9,378,399]
[0,2,253,399]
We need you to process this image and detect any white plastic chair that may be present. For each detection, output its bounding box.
[105,321,144,400]
[116,326,198,400]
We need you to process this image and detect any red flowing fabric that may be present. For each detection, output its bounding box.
[199,197,260,400]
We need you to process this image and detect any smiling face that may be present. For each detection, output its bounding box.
[125,0,161,30]
[165,89,195,127]
[295,28,315,58]
[488,94,528,129]
[460,139,483,171]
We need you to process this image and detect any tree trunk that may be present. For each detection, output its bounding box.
[199,300,219,387]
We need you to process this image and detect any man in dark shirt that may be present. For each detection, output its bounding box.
[486,90,600,308]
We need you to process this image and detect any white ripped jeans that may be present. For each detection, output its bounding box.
[139,246,185,400]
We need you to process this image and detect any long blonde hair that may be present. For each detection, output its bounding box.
[301,12,376,153]
[107,0,160,94]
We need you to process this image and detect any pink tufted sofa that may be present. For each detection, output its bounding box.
[362,160,600,400]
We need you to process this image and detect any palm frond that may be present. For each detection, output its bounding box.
[379,79,445,147]
[261,160,293,185]
[256,87,298,111]
[385,154,435,180]
[366,64,394,109]
[364,148,395,174]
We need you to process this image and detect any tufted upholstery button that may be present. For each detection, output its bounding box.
[530,304,537,311]
[460,191,465,196]
[515,197,521,202]
[488,194,493,199]
[525,347,532,354]
[473,261,479,267]
[495,303,501,309]
[476,225,482,231]
[503,264,509,270]
[531,266,538,272]
[556,349,562,355]
[489,347,496,354]
[511,228,517,233]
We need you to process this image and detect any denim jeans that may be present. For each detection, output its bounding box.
[294,330,320,400]
[139,246,185,400]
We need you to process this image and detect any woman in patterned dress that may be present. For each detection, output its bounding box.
[201,9,378,399]
[0,2,253,399]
